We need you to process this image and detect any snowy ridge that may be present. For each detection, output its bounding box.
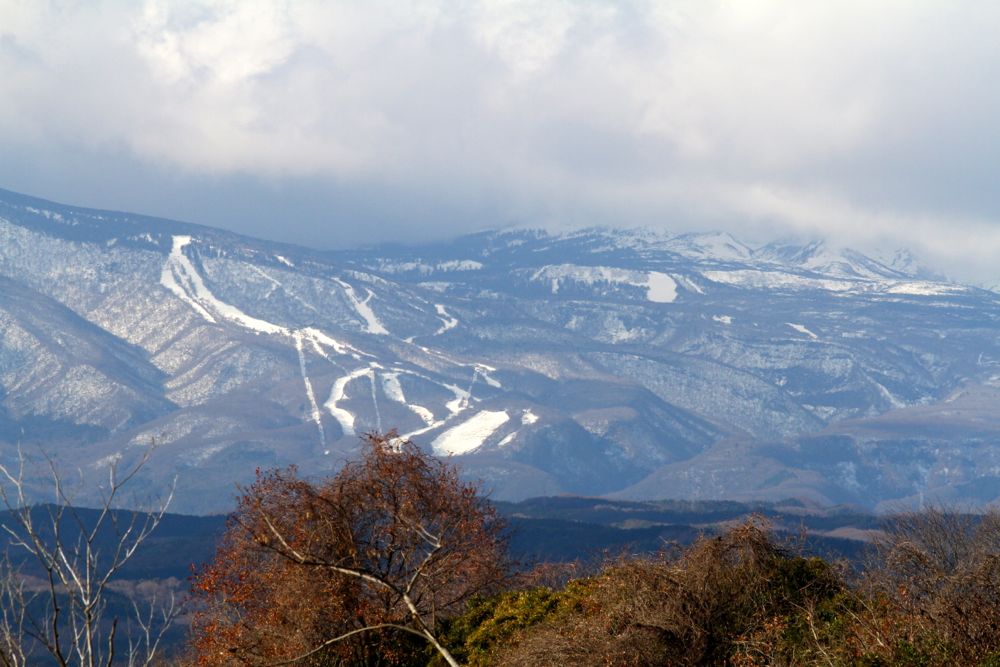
[664,232,753,262]
[375,259,483,274]
[531,265,679,303]
[702,269,860,292]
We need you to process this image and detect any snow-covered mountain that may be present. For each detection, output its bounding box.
[3,187,1000,512]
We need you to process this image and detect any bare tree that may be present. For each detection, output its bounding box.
[190,431,508,666]
[0,446,178,666]
[0,553,30,667]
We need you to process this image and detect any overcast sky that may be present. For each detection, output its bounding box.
[2,1,1000,280]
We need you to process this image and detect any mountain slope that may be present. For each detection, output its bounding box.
[2,188,1000,511]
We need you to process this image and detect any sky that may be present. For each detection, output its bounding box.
[2,1,1000,281]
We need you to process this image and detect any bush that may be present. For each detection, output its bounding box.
[488,518,846,666]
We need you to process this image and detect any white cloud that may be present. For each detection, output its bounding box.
[2,0,1000,280]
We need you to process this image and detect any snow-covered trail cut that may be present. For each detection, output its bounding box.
[324,365,378,438]
[382,371,436,425]
[335,278,389,335]
[161,235,372,450]
[161,236,288,334]
[294,332,325,447]
[786,323,818,340]
[434,304,458,335]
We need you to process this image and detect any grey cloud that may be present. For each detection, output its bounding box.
[1,1,1000,281]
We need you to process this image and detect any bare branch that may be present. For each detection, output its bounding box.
[0,444,177,666]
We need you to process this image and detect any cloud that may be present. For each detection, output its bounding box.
[1,0,1000,280]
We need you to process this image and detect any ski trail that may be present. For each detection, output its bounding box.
[477,364,502,388]
[160,236,217,323]
[161,236,500,445]
[249,265,283,299]
[324,365,376,437]
[431,410,510,456]
[434,304,458,335]
[382,371,436,425]
[161,236,288,334]
[370,372,382,431]
[414,345,502,388]
[335,278,389,335]
[161,236,375,444]
[249,265,323,315]
[463,367,479,411]
[306,335,349,373]
[294,332,325,448]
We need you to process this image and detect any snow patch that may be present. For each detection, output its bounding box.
[477,364,502,388]
[521,409,539,425]
[92,452,123,469]
[532,264,676,302]
[646,272,677,303]
[786,323,818,340]
[713,315,733,325]
[884,281,965,296]
[192,444,227,464]
[443,383,471,415]
[381,372,406,403]
[432,410,510,455]
[437,259,483,271]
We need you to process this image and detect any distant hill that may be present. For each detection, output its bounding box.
[0,498,877,588]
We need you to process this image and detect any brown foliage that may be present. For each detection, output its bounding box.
[188,432,508,666]
[857,506,1000,664]
[495,518,841,667]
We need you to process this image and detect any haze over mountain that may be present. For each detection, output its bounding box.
[3,187,1000,513]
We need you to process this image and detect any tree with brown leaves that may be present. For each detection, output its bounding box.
[189,432,508,666]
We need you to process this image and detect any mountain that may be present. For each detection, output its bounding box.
[2,187,1000,512]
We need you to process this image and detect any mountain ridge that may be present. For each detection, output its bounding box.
[2,187,999,512]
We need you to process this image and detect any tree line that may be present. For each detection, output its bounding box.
[1,433,999,665]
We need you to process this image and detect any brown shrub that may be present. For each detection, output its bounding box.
[496,518,842,667]
[858,506,1000,665]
